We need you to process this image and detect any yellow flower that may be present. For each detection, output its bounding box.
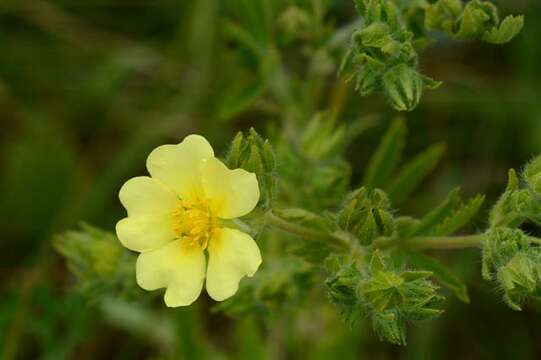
[116,135,262,307]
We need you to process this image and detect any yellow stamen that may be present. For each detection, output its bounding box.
[171,198,216,249]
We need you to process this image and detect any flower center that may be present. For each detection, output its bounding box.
[171,198,215,249]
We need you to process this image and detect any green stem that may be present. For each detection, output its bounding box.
[527,235,541,246]
[264,211,350,249]
[374,234,484,250]
[375,234,541,250]
[265,210,541,251]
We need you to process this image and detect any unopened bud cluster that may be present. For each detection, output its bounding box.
[482,228,541,310]
[324,251,443,345]
[340,0,440,111]
[341,0,522,111]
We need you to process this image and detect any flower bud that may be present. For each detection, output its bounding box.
[337,188,394,245]
[382,64,440,112]
[226,128,277,207]
[497,252,539,311]
[482,227,541,310]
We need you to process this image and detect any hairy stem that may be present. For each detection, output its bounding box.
[264,211,350,248]
[265,210,541,251]
[376,234,541,250]
[374,234,484,250]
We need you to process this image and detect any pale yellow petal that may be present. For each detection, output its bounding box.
[206,228,262,301]
[200,157,259,219]
[116,215,174,252]
[146,135,214,199]
[119,176,177,217]
[136,240,206,307]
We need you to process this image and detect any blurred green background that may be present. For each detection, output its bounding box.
[1,0,541,359]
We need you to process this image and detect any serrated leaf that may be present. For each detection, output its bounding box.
[387,143,445,204]
[409,188,461,236]
[363,118,406,189]
[431,194,485,236]
[483,15,524,44]
[403,251,470,303]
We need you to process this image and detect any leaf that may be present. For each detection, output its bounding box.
[387,143,445,204]
[403,251,470,303]
[431,194,485,236]
[483,15,524,44]
[409,188,461,236]
[363,118,406,189]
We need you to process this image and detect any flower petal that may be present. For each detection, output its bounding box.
[116,215,174,252]
[206,228,262,301]
[146,135,214,199]
[119,176,177,217]
[200,157,260,219]
[136,240,206,307]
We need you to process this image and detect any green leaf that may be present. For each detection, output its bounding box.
[410,188,461,236]
[387,143,445,204]
[363,118,406,189]
[403,251,470,303]
[483,15,524,44]
[431,194,485,236]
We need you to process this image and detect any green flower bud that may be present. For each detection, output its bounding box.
[337,188,394,245]
[482,227,528,278]
[226,128,277,207]
[382,64,424,112]
[324,255,363,324]
[354,65,380,96]
[482,228,541,310]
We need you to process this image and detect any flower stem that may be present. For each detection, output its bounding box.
[265,210,541,251]
[374,234,484,250]
[375,234,541,250]
[264,211,350,248]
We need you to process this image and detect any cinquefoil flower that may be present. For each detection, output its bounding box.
[116,135,262,307]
